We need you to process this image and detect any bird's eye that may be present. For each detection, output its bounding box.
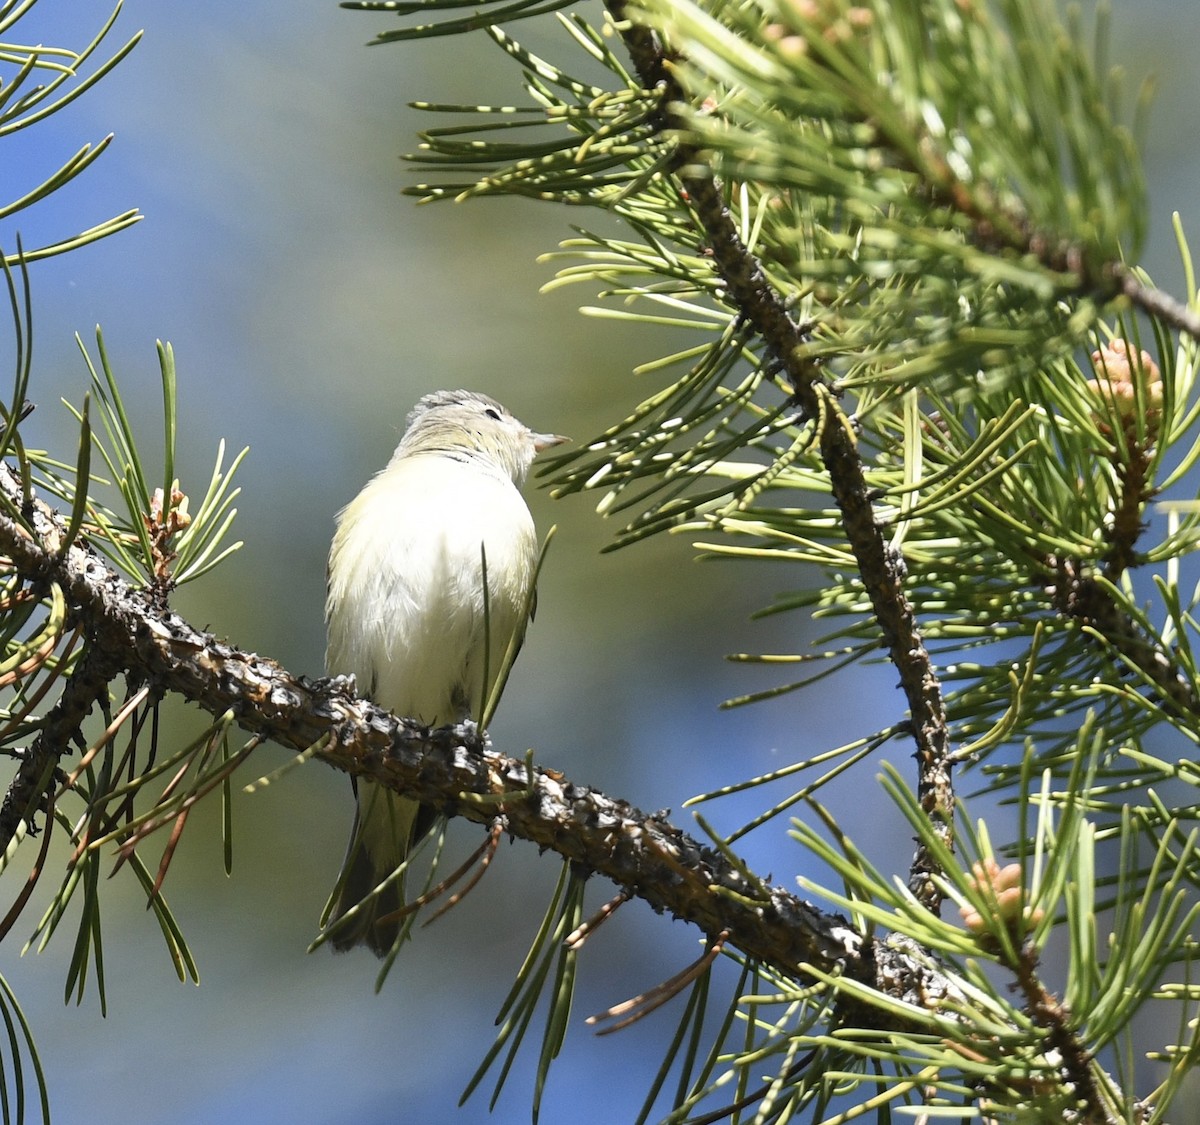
[484,407,501,421]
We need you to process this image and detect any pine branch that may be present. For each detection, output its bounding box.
[1114,264,1200,343]
[0,462,964,1012]
[1012,944,1119,1125]
[0,643,118,849]
[611,7,954,913]
[1050,559,1200,720]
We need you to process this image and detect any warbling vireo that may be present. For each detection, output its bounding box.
[323,389,565,956]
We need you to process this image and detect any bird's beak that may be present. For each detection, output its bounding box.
[532,432,569,453]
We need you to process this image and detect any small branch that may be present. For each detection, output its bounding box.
[1048,556,1200,722]
[1012,945,1119,1125]
[611,11,954,912]
[919,114,1200,348]
[1114,265,1200,343]
[1101,441,1153,581]
[0,641,122,851]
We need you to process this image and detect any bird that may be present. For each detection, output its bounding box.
[323,389,566,956]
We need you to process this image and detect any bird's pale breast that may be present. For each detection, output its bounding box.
[326,452,537,725]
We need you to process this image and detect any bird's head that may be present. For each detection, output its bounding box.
[398,389,567,483]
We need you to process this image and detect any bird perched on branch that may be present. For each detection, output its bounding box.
[323,389,566,956]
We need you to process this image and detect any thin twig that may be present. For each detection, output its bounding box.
[1115,265,1200,343]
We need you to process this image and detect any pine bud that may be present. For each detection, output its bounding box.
[1086,341,1162,441]
[959,858,1043,939]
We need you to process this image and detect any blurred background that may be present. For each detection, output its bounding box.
[1,1,1198,1122]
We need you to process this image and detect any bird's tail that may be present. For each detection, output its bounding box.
[324,780,418,957]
